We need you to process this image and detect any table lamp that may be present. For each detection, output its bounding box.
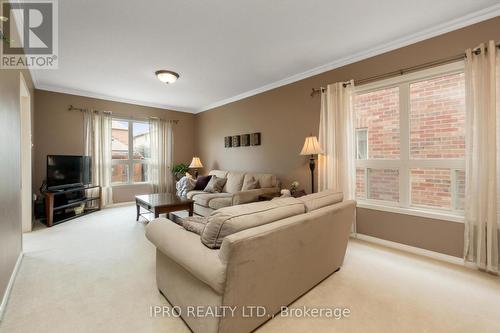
[189,157,203,178]
[300,136,323,193]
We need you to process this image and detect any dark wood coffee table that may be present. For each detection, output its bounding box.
[135,193,194,221]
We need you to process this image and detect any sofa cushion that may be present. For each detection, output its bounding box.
[194,193,233,207]
[181,216,209,235]
[186,190,206,199]
[193,175,212,191]
[208,197,233,210]
[224,172,246,193]
[244,173,276,189]
[204,175,227,193]
[194,204,214,217]
[201,197,305,249]
[232,188,278,205]
[241,176,260,191]
[297,190,343,212]
[209,170,228,179]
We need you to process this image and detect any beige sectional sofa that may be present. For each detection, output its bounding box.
[146,190,355,333]
[186,170,280,216]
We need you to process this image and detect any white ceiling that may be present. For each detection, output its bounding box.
[32,0,500,113]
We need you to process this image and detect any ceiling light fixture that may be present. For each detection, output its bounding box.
[155,70,179,84]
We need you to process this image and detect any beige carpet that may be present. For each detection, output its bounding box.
[0,204,499,333]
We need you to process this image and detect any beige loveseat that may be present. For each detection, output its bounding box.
[146,190,355,333]
[186,170,280,216]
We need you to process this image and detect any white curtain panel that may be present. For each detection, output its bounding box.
[318,81,356,200]
[83,109,113,207]
[464,40,500,274]
[149,118,174,193]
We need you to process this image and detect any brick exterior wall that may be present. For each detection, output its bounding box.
[354,87,400,159]
[411,168,451,208]
[456,170,465,210]
[409,72,465,158]
[368,168,399,202]
[356,168,366,199]
[354,72,465,210]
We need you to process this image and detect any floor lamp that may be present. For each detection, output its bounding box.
[300,136,324,193]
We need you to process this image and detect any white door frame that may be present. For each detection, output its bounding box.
[20,73,32,233]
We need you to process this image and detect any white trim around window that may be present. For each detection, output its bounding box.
[354,61,466,222]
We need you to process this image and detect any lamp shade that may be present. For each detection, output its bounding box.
[189,157,203,168]
[300,136,323,155]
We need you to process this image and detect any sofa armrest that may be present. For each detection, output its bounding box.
[232,187,279,205]
[145,218,227,294]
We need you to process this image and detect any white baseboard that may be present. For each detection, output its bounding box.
[107,201,135,208]
[351,233,464,266]
[0,252,23,321]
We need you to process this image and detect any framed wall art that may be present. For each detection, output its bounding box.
[232,135,240,147]
[224,132,261,148]
[241,134,250,146]
[251,132,261,146]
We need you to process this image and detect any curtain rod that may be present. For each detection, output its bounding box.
[311,42,500,97]
[68,105,179,124]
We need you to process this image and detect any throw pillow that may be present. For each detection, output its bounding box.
[204,175,227,193]
[193,175,212,191]
[181,216,208,235]
[176,175,196,197]
[242,176,260,191]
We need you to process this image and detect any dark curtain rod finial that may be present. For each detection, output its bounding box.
[310,87,325,97]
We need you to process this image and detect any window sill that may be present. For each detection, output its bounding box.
[356,201,464,223]
[112,182,151,187]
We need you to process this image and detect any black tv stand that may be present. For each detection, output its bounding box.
[44,185,101,227]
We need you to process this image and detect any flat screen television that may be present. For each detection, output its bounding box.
[46,155,92,190]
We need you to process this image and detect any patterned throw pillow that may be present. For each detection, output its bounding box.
[193,175,212,191]
[204,175,227,193]
[242,176,260,190]
[176,175,197,197]
[181,216,208,235]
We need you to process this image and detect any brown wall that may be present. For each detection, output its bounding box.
[195,17,500,257]
[0,68,34,306]
[356,208,464,257]
[33,90,196,202]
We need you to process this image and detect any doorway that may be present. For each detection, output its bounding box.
[20,73,32,233]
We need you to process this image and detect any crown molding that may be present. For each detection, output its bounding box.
[197,3,500,113]
[35,84,197,113]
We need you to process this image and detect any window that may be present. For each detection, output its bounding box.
[355,128,368,160]
[111,119,150,184]
[354,62,465,217]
